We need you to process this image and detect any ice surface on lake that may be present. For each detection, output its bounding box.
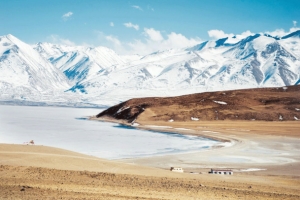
[0,105,220,159]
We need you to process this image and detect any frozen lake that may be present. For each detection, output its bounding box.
[0,105,220,159]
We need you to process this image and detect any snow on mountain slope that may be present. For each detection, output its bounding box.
[279,30,300,58]
[1,31,299,106]
[68,31,300,105]
[34,43,126,84]
[0,34,71,102]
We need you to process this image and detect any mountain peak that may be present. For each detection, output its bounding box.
[4,34,20,42]
[282,30,300,39]
[215,37,228,47]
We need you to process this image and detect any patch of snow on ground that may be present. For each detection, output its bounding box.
[131,122,140,126]
[213,100,227,105]
[279,115,283,120]
[191,117,199,121]
[295,108,300,111]
[294,116,299,120]
[168,119,174,122]
[282,86,288,91]
[117,106,130,114]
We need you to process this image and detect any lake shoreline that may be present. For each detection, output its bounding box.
[90,116,233,143]
[90,115,300,178]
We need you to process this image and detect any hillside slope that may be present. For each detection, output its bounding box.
[0,35,70,101]
[34,43,126,84]
[96,85,300,122]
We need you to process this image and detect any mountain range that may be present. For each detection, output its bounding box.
[0,30,299,106]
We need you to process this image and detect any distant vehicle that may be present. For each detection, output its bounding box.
[170,167,184,173]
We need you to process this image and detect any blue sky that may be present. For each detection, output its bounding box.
[1,0,299,54]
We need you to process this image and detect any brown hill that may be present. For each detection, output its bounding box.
[96,85,300,122]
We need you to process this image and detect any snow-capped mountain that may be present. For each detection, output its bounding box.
[34,43,127,84]
[0,31,299,106]
[71,31,300,105]
[0,34,71,102]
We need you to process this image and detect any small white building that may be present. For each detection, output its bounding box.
[210,168,233,175]
[170,167,184,173]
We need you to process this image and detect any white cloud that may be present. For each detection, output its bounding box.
[264,29,287,37]
[165,32,201,47]
[97,28,202,55]
[62,12,73,21]
[48,35,75,46]
[127,30,201,55]
[264,27,300,37]
[95,31,126,52]
[110,22,114,27]
[144,28,163,41]
[208,30,234,39]
[236,30,255,40]
[124,22,139,30]
[290,27,300,33]
[105,35,121,46]
[293,20,297,27]
[208,26,300,42]
[208,29,253,40]
[132,5,143,11]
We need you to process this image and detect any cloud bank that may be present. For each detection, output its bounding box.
[98,28,202,55]
[264,27,300,37]
[207,29,254,40]
[50,20,300,56]
[208,22,300,40]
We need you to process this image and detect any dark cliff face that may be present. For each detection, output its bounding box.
[96,85,300,122]
[96,102,148,123]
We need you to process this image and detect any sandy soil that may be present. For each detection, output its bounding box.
[1,143,300,200]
